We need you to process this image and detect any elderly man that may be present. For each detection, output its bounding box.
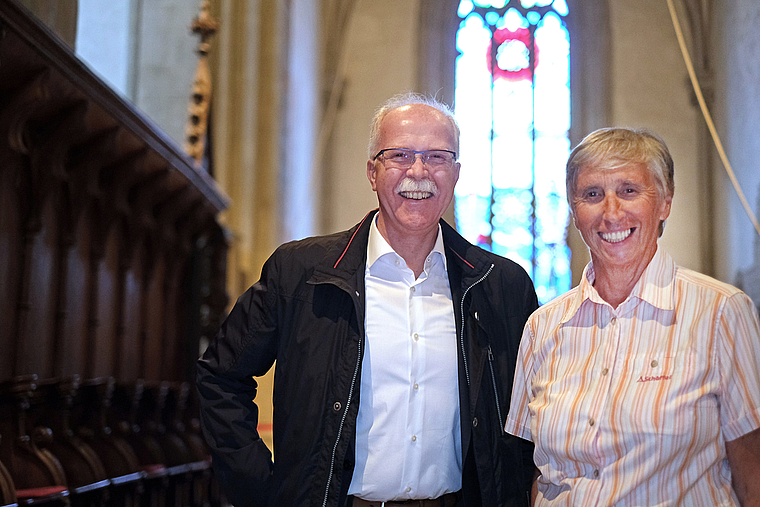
[197,93,539,507]
[506,127,760,506]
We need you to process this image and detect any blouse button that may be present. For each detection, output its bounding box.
[651,359,659,368]
[593,469,600,478]
[602,368,609,376]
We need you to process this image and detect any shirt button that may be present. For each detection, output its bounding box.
[411,435,417,442]
[411,286,416,293]
[405,487,412,493]
[593,469,600,478]
[413,333,419,341]
[473,417,478,427]
[589,418,595,427]
[602,368,609,376]
[611,317,617,325]
[413,383,419,390]
[651,359,659,368]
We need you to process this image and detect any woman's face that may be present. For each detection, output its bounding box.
[573,161,672,278]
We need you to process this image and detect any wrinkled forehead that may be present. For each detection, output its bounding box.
[577,159,651,181]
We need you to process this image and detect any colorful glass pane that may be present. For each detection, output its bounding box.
[455,0,570,304]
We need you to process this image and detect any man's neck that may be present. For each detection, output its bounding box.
[375,218,439,279]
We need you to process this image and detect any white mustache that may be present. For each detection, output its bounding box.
[395,178,438,195]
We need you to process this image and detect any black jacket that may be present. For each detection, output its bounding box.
[197,211,538,507]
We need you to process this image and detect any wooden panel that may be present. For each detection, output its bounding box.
[0,156,23,378]
[55,213,93,377]
[0,0,228,387]
[119,253,145,382]
[16,194,60,377]
[90,226,121,379]
[143,256,166,381]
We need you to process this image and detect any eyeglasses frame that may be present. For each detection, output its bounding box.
[373,148,458,169]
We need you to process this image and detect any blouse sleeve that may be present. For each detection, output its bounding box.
[717,291,760,441]
[505,320,536,442]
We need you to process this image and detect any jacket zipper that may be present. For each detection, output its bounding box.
[322,292,363,507]
[487,344,505,435]
[459,263,494,388]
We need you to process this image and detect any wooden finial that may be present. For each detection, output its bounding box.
[184,0,219,166]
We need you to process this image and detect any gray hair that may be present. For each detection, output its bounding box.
[367,92,460,159]
[566,127,675,236]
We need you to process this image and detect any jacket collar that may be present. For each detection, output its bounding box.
[308,210,376,287]
[440,219,495,286]
[309,209,493,290]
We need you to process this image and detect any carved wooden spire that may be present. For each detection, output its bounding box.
[184,0,219,166]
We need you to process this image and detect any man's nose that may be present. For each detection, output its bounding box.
[406,154,428,177]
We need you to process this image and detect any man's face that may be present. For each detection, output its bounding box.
[572,161,672,278]
[367,104,460,244]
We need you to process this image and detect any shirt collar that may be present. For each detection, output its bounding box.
[367,215,447,272]
[561,245,675,323]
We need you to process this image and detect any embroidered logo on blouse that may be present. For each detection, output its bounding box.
[636,374,672,383]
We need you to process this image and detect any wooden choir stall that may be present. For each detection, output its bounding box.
[0,2,229,506]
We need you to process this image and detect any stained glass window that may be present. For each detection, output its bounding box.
[454,0,571,304]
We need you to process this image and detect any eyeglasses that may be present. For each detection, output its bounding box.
[373,148,457,169]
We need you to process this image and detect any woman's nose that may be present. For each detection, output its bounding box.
[602,194,624,219]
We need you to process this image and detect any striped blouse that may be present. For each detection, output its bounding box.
[506,247,760,506]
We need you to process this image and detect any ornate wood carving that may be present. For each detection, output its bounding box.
[184,1,218,166]
[0,0,228,383]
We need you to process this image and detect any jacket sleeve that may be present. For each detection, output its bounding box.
[505,264,540,499]
[196,254,281,507]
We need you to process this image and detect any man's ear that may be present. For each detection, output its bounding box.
[367,159,377,191]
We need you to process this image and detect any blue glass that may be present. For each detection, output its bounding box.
[553,0,569,16]
[526,11,541,24]
[455,0,571,304]
[458,0,474,17]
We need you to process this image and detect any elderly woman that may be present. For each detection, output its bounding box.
[505,128,760,506]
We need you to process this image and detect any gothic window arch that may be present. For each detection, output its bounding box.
[454,0,571,303]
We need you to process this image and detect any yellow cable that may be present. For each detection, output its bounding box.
[666,0,760,238]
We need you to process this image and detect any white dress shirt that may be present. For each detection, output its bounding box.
[347,217,462,501]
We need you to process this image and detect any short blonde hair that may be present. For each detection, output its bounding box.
[566,128,675,235]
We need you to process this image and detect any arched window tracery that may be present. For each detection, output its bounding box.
[454,0,571,303]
